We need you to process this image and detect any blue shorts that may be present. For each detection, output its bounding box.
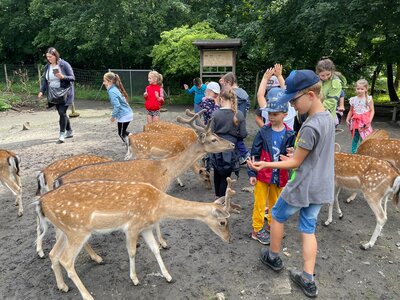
[271,196,323,234]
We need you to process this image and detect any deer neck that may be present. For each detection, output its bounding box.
[158,196,212,221]
[163,140,204,178]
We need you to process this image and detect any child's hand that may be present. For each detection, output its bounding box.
[274,64,283,76]
[183,84,188,90]
[338,106,345,112]
[155,91,159,99]
[110,117,116,123]
[280,154,291,161]
[286,147,294,157]
[144,91,148,98]
[249,177,257,186]
[247,156,268,171]
[262,67,275,81]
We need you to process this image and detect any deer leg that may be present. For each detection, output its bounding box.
[49,231,69,292]
[59,235,93,300]
[124,146,133,160]
[83,243,103,263]
[126,230,140,285]
[176,177,184,187]
[346,192,357,203]
[360,193,388,250]
[155,223,169,249]
[141,228,172,282]
[36,216,45,258]
[1,176,23,216]
[324,187,341,226]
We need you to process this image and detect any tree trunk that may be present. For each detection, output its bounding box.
[387,63,399,102]
[371,64,382,96]
[394,62,400,91]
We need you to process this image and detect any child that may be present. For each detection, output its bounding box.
[144,70,164,124]
[248,70,335,298]
[257,64,297,130]
[248,87,296,245]
[315,58,342,122]
[200,81,220,125]
[184,77,206,113]
[220,72,250,164]
[103,72,133,145]
[346,79,374,153]
[210,88,247,197]
[336,89,346,125]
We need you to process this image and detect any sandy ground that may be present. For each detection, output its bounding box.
[0,100,399,300]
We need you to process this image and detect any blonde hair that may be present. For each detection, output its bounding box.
[103,72,129,100]
[149,70,163,85]
[220,89,239,126]
[356,79,369,102]
[299,81,323,101]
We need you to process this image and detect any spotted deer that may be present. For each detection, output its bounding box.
[325,152,400,249]
[0,149,22,216]
[36,154,112,195]
[37,112,234,258]
[35,178,235,300]
[143,115,211,188]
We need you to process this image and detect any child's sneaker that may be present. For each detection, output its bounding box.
[289,269,318,298]
[260,247,284,271]
[264,207,269,219]
[264,223,271,233]
[65,130,73,138]
[251,228,270,245]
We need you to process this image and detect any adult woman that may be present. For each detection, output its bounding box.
[38,47,75,144]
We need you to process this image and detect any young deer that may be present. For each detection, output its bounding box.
[143,116,211,188]
[357,138,400,172]
[325,152,400,249]
[0,149,22,216]
[36,178,235,300]
[39,112,234,258]
[36,154,112,195]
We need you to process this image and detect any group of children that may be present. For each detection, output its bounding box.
[103,59,375,298]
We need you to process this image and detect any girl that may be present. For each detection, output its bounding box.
[210,89,247,198]
[200,81,220,125]
[220,72,250,164]
[315,58,343,123]
[103,72,133,145]
[346,79,374,153]
[144,71,164,123]
[184,77,206,113]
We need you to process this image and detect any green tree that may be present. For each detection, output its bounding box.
[151,22,227,79]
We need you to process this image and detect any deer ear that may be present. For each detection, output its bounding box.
[199,133,206,143]
[212,206,230,219]
[334,143,341,152]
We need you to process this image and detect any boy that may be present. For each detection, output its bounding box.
[247,70,335,298]
[248,87,296,245]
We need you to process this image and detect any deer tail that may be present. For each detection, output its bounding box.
[36,172,47,196]
[8,155,21,176]
[392,176,400,206]
[34,199,48,245]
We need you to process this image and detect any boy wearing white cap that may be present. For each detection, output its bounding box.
[200,81,220,125]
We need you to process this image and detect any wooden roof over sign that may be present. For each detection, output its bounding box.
[193,39,242,49]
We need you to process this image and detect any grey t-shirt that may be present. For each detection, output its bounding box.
[280,111,335,207]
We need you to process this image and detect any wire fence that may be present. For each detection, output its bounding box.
[0,64,151,103]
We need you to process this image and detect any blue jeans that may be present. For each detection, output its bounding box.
[351,129,361,153]
[194,103,201,114]
[271,196,323,234]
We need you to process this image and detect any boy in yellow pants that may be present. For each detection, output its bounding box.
[248,88,296,244]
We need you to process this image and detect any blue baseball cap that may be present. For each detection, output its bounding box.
[278,70,320,103]
[266,88,288,113]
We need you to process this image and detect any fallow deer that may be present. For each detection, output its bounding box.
[357,138,400,172]
[324,152,400,249]
[38,112,234,258]
[35,154,112,258]
[35,178,235,300]
[143,115,211,188]
[36,154,112,195]
[0,149,22,216]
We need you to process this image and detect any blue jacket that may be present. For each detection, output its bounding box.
[107,85,133,120]
[186,84,206,104]
[40,59,75,106]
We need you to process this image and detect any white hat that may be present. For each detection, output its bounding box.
[267,75,280,89]
[206,81,220,94]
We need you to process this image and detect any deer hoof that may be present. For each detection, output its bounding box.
[38,250,45,259]
[165,275,174,283]
[18,211,23,217]
[360,243,371,250]
[131,277,140,286]
[160,243,170,250]
[323,221,331,227]
[58,283,69,292]
[338,214,343,219]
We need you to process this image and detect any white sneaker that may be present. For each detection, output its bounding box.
[57,132,65,144]
[66,130,73,138]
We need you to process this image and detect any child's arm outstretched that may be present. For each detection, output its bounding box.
[274,63,285,88]
[257,67,274,108]
[368,97,375,124]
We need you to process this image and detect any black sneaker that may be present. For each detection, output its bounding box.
[260,247,284,271]
[289,269,318,298]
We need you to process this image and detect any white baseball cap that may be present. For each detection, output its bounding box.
[267,75,280,89]
[206,81,220,94]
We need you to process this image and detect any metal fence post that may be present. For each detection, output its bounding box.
[4,64,10,90]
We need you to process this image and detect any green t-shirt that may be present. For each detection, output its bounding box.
[322,76,342,119]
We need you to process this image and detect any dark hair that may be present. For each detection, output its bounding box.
[221,72,237,86]
[315,58,336,74]
[45,47,60,62]
[193,77,202,86]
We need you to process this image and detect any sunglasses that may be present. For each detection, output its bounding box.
[289,92,307,105]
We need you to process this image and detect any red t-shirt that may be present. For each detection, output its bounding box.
[144,84,164,111]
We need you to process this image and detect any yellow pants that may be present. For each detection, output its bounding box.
[252,181,282,232]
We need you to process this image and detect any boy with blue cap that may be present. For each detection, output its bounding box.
[248,87,296,245]
[248,70,335,298]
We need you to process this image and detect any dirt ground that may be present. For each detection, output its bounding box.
[0,100,399,300]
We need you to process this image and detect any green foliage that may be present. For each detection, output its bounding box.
[151,22,227,78]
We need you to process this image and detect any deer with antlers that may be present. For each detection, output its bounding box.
[0,149,22,216]
[35,178,235,300]
[36,154,112,195]
[324,152,400,249]
[36,112,234,258]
